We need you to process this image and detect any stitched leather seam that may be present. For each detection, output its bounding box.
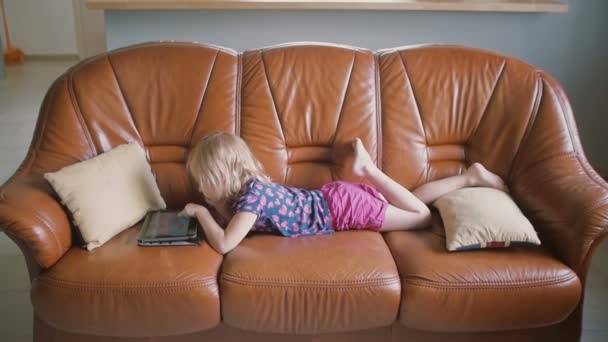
[330,51,356,148]
[509,74,543,182]
[260,50,288,182]
[221,274,400,286]
[222,273,400,283]
[404,272,577,289]
[189,49,220,146]
[397,53,427,149]
[100,41,238,57]
[375,53,383,171]
[67,69,98,155]
[38,277,217,289]
[398,52,429,187]
[35,282,216,292]
[331,54,357,143]
[106,55,144,145]
[404,282,575,291]
[466,59,506,147]
[23,77,62,175]
[236,52,242,136]
[222,284,399,290]
[540,73,608,269]
[260,51,287,144]
[221,277,401,289]
[545,74,578,165]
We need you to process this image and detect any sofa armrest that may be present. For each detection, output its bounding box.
[513,153,608,274]
[507,71,608,277]
[0,173,72,272]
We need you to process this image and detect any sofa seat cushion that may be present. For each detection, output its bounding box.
[31,223,223,337]
[384,214,581,333]
[220,231,401,334]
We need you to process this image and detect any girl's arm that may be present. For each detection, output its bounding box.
[180,204,257,255]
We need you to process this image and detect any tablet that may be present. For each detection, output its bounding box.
[138,211,198,243]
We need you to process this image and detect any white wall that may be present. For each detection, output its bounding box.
[105,0,608,174]
[1,0,77,55]
[73,0,106,59]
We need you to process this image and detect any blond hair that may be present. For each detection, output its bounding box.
[187,132,270,206]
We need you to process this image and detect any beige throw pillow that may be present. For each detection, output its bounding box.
[44,141,166,250]
[434,187,540,251]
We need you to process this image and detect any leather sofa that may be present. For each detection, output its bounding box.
[1,42,606,342]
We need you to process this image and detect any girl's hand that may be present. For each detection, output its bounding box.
[179,203,208,218]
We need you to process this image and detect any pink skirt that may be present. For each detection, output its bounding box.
[320,181,389,231]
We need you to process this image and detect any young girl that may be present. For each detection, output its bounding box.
[180,132,507,255]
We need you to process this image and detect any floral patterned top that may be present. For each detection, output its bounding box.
[232,178,334,237]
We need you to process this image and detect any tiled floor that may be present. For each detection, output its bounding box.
[0,59,607,342]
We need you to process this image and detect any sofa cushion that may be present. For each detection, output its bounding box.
[220,231,401,334]
[384,214,581,333]
[31,223,223,337]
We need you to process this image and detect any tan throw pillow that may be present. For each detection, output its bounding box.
[44,141,166,250]
[434,187,540,251]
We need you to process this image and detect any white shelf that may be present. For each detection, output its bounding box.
[88,0,569,13]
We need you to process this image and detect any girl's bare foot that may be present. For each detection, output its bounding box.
[465,163,508,192]
[352,138,376,177]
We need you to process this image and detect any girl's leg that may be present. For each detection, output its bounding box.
[412,163,508,204]
[351,138,430,231]
[351,138,508,232]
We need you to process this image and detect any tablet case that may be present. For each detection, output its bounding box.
[138,211,202,247]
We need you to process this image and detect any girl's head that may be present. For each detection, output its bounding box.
[187,132,269,206]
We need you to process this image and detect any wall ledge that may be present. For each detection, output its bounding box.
[88,0,569,13]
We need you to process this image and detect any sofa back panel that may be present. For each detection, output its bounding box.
[510,72,577,177]
[240,44,378,189]
[465,56,541,183]
[27,76,97,175]
[66,42,238,208]
[99,43,237,149]
[380,46,541,188]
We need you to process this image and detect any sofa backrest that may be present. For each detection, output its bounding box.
[240,43,379,190]
[379,46,542,189]
[26,43,238,207]
[22,42,579,210]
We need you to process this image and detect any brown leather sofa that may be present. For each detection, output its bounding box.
[1,42,606,342]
